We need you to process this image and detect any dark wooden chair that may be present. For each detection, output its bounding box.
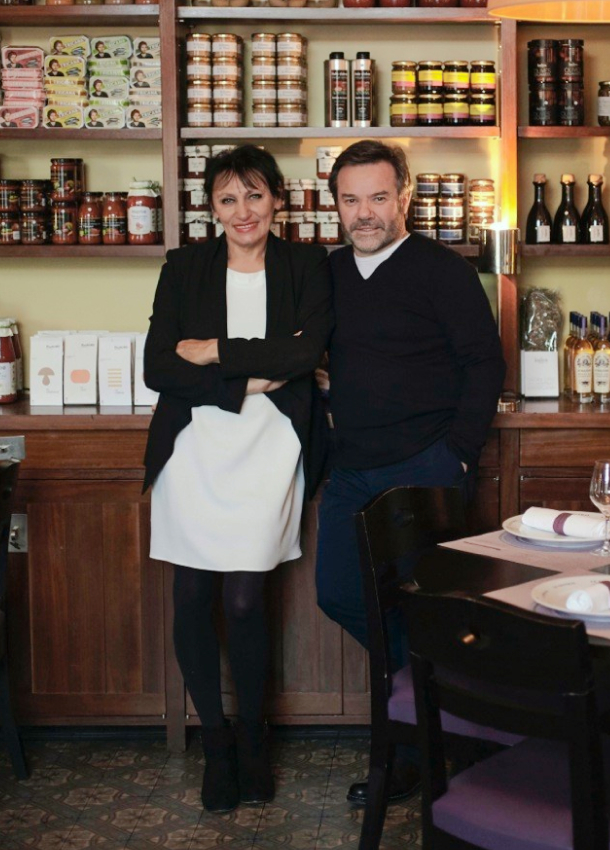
[0,460,29,779]
[405,586,610,850]
[355,486,521,850]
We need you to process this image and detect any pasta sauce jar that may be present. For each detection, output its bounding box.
[127,181,158,244]
[51,199,78,244]
[0,325,17,405]
[102,192,127,245]
[78,192,102,244]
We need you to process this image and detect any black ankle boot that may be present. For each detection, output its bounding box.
[235,718,275,805]
[201,724,240,812]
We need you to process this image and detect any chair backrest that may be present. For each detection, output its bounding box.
[404,587,606,849]
[355,486,467,726]
[0,461,19,602]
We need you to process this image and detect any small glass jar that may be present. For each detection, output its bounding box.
[277,80,306,103]
[102,192,127,245]
[187,80,212,105]
[416,173,441,197]
[289,212,316,244]
[417,61,443,94]
[443,60,470,93]
[469,92,496,125]
[277,56,305,82]
[186,57,212,81]
[213,102,243,128]
[468,178,495,211]
[0,213,20,244]
[558,82,584,126]
[251,33,276,60]
[270,210,290,239]
[316,179,336,211]
[21,212,48,245]
[411,219,437,239]
[188,102,213,128]
[417,93,444,125]
[468,210,494,244]
[252,102,278,127]
[50,158,79,200]
[443,92,470,125]
[252,81,278,103]
[20,180,48,212]
[184,211,211,244]
[527,39,557,85]
[316,211,341,245]
[276,33,307,58]
[251,57,277,83]
[470,60,496,93]
[127,181,158,245]
[0,327,17,404]
[529,84,557,126]
[390,94,418,127]
[558,38,584,82]
[598,81,610,126]
[51,199,78,244]
[212,33,242,61]
[440,173,465,196]
[412,196,438,221]
[213,81,243,104]
[288,178,316,211]
[211,57,241,83]
[186,33,212,58]
[391,61,417,94]
[438,219,465,243]
[278,103,307,127]
[183,179,208,211]
[316,146,342,179]
[438,196,465,220]
[0,180,20,213]
[78,192,102,244]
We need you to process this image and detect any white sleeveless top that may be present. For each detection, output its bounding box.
[150,268,305,572]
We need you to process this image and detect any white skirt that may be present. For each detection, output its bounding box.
[150,393,305,572]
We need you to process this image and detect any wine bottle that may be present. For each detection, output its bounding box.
[552,173,581,244]
[594,315,610,404]
[581,174,609,244]
[572,315,594,403]
[525,173,552,244]
[563,311,578,396]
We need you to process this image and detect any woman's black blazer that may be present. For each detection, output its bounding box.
[143,233,334,499]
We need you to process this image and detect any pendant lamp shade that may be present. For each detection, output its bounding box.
[488,0,610,21]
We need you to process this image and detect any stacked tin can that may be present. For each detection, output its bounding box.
[467,178,495,244]
[528,38,584,127]
[182,142,211,243]
[411,173,466,244]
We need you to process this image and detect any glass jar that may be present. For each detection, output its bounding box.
[277,80,306,103]
[317,146,343,179]
[390,94,418,127]
[438,219,465,243]
[212,33,242,61]
[470,60,496,93]
[278,103,307,127]
[468,178,495,211]
[213,102,243,128]
[252,80,278,103]
[417,93,444,125]
[213,81,243,104]
[212,57,241,83]
[289,212,316,243]
[277,56,305,83]
[0,180,20,213]
[316,211,341,245]
[50,158,79,200]
[102,193,127,245]
[184,211,211,244]
[252,102,277,127]
[270,210,290,239]
[288,178,316,212]
[251,33,276,60]
[187,79,213,105]
[469,92,496,125]
[183,146,209,180]
[412,219,437,239]
[186,33,212,58]
[529,84,557,126]
[443,92,469,125]
[0,213,20,244]
[186,56,212,81]
[468,210,494,243]
[127,181,157,245]
[188,102,213,128]
[78,192,102,244]
[417,61,443,94]
[412,196,438,220]
[416,173,441,197]
[20,180,48,212]
[391,61,417,94]
[21,212,48,245]
[440,173,465,196]
[51,199,78,244]
[598,81,610,126]
[342,0,376,6]
[0,327,17,404]
[527,39,557,85]
[558,82,584,126]
[252,57,277,82]
[558,38,584,82]
[316,179,336,211]
[183,179,208,211]
[276,33,307,58]
[438,196,465,220]
[443,60,469,93]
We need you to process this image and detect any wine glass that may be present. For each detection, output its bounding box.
[589,460,610,556]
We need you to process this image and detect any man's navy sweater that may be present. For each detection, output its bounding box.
[328,233,506,470]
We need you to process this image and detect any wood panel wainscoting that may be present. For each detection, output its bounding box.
[0,398,603,750]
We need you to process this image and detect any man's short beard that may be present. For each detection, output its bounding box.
[342,215,404,255]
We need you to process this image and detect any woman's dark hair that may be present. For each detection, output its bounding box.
[205,144,284,204]
[328,140,412,202]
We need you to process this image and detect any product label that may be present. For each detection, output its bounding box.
[589,224,605,243]
[128,206,153,236]
[187,111,212,126]
[212,64,239,80]
[438,227,463,241]
[418,181,439,195]
[186,156,207,175]
[290,189,305,207]
[317,155,337,174]
[252,63,275,79]
[391,71,416,86]
[298,223,315,239]
[418,70,442,84]
[78,216,101,241]
[318,187,335,207]
[188,189,205,207]
[444,102,469,118]
[277,40,303,56]
[103,216,127,238]
[253,113,277,126]
[278,64,303,79]
[319,223,339,239]
[470,72,496,88]
[188,221,208,238]
[187,61,212,77]
[598,96,610,117]
[353,69,372,122]
[594,351,610,393]
[253,87,278,102]
[418,103,443,120]
[536,224,551,243]
[391,103,417,117]
[213,111,241,125]
[470,104,496,118]
[329,69,349,122]
[278,112,306,126]
[440,203,464,218]
[562,224,577,242]
[444,71,469,86]
[574,352,593,392]
[0,362,16,398]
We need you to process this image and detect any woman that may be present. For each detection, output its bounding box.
[143,146,333,813]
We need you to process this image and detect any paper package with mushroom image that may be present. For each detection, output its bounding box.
[29,335,64,406]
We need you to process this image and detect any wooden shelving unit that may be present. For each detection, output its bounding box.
[0,245,165,259]
[518,126,610,138]
[180,125,500,140]
[0,5,159,25]
[0,128,161,141]
[522,244,610,257]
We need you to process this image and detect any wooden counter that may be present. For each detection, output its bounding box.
[1,399,608,749]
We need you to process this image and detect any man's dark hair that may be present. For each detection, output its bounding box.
[328,140,412,202]
[205,144,284,204]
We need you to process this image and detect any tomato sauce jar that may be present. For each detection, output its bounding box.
[127,181,158,244]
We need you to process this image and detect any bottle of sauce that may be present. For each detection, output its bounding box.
[102,193,127,245]
[5,318,23,392]
[0,322,17,404]
[127,181,158,245]
[51,199,78,245]
[78,192,103,244]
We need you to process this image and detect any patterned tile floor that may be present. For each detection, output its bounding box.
[0,732,422,850]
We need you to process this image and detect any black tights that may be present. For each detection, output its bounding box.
[173,565,269,728]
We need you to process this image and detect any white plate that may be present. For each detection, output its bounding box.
[532,575,610,620]
[502,513,603,547]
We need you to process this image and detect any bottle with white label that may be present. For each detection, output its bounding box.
[0,322,17,404]
[552,173,581,244]
[594,315,610,404]
[572,315,594,403]
[525,173,552,244]
[351,51,375,128]
[581,174,609,244]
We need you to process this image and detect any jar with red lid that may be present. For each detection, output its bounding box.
[316,211,341,245]
[0,180,20,213]
[51,199,78,244]
[21,212,49,245]
[78,192,102,244]
[289,212,316,244]
[127,181,158,245]
[0,213,20,244]
[102,193,127,244]
[0,324,17,404]
[50,158,79,200]
[20,180,48,212]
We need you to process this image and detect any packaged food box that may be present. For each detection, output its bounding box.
[134,333,159,406]
[89,97,129,109]
[88,75,129,100]
[98,335,133,406]
[42,105,84,129]
[131,37,160,60]
[30,335,64,407]
[130,66,161,91]
[84,104,125,129]
[1,68,43,82]
[1,46,44,70]
[64,334,98,405]
[88,59,130,76]
[44,55,87,78]
[89,35,132,59]
[49,35,90,57]
[125,105,162,128]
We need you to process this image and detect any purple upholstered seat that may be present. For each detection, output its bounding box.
[432,737,610,850]
[389,665,523,746]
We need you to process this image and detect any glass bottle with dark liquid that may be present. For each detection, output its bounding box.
[552,173,581,244]
[581,173,609,244]
[525,173,552,244]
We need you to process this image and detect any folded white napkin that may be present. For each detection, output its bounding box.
[565,583,610,613]
[521,507,605,539]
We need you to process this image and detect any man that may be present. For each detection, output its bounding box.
[316,140,505,805]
